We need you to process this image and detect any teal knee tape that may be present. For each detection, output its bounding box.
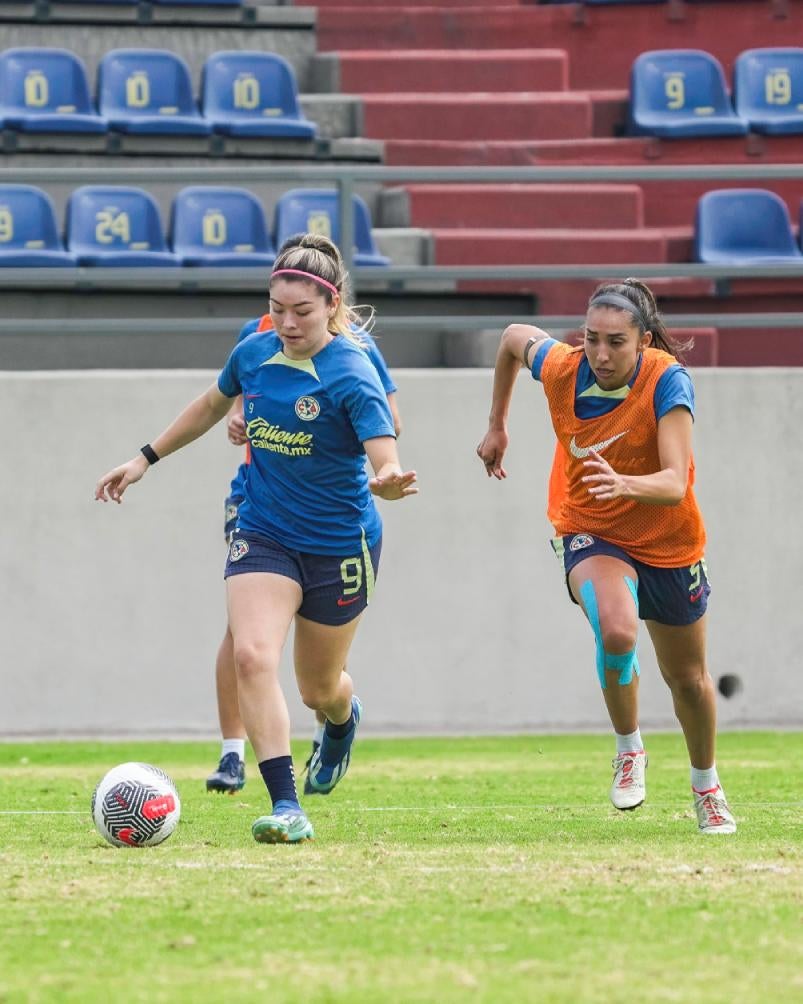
[624,575,639,609]
[579,579,606,688]
[579,576,641,689]
[606,575,640,685]
[604,649,640,686]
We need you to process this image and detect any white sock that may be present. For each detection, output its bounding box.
[691,765,720,793]
[615,729,644,754]
[221,738,245,761]
[313,723,325,746]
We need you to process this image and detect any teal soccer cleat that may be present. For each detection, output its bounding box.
[305,696,362,795]
[252,809,314,844]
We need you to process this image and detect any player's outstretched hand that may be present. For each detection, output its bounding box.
[581,450,627,500]
[95,455,149,504]
[476,429,508,480]
[369,470,418,500]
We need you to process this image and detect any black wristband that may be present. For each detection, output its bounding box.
[140,444,160,465]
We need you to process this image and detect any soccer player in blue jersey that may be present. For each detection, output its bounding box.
[207,250,402,795]
[96,233,417,844]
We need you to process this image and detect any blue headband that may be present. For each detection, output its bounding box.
[588,292,648,329]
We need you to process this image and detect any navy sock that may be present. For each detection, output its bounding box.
[325,710,354,740]
[258,755,299,811]
[320,712,356,766]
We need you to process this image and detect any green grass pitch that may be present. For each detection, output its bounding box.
[0,732,800,1004]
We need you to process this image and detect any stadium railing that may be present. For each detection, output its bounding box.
[3,162,803,333]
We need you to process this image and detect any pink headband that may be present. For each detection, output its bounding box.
[270,268,339,296]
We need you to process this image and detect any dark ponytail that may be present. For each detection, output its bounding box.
[588,278,692,362]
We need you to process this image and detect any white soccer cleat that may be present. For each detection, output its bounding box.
[693,786,737,835]
[610,751,647,810]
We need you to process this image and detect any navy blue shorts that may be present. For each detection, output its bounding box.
[223,495,243,543]
[552,533,710,627]
[224,531,382,626]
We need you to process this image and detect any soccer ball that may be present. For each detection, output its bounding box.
[91,762,181,847]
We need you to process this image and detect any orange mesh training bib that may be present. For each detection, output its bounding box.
[541,343,706,567]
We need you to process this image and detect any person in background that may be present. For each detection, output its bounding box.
[207,239,402,796]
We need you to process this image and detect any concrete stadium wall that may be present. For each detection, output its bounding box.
[2,368,801,738]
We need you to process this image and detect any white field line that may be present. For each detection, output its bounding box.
[1,801,801,816]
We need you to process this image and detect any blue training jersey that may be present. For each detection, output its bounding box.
[228,319,396,499]
[218,330,395,555]
[531,337,694,420]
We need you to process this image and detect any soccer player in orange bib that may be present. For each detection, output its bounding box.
[477,278,735,834]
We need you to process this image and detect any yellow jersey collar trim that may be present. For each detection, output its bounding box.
[578,383,630,401]
[260,350,320,382]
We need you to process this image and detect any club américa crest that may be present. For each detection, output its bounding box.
[295,396,320,422]
[569,534,595,552]
[229,539,250,562]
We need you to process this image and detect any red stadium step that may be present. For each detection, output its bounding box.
[432,228,669,266]
[525,135,803,167]
[384,138,655,167]
[334,49,569,94]
[361,93,592,142]
[676,329,719,367]
[651,285,803,365]
[662,227,695,264]
[453,278,717,320]
[318,1,798,90]
[717,328,803,366]
[586,90,628,139]
[381,184,645,230]
[382,135,803,167]
[651,282,803,314]
[310,0,520,6]
[521,279,718,318]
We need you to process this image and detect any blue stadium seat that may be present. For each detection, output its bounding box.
[734,48,803,135]
[98,50,210,136]
[0,48,106,133]
[201,52,316,139]
[170,187,276,266]
[0,185,76,267]
[694,189,802,263]
[66,186,178,266]
[629,50,747,137]
[273,189,389,267]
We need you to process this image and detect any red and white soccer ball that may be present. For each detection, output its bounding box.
[91,762,181,847]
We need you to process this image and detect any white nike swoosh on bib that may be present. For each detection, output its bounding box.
[569,430,629,458]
